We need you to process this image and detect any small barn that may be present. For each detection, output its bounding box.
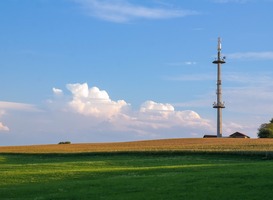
[229,132,250,138]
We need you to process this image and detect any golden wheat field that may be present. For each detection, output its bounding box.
[1,138,273,153]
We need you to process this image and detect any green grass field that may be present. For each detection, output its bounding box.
[1,152,273,200]
[1,139,273,199]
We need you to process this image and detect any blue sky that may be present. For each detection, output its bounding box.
[0,0,273,145]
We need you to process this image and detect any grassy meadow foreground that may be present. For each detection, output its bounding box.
[1,138,273,199]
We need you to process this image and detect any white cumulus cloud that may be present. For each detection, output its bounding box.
[137,100,210,133]
[52,87,63,95]
[140,100,174,113]
[66,83,129,118]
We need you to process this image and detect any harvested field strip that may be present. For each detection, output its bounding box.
[1,138,273,154]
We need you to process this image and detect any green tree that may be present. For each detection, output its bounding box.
[257,118,273,138]
[258,128,273,138]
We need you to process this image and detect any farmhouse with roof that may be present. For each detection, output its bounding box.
[229,132,250,138]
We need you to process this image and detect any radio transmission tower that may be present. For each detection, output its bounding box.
[213,37,226,138]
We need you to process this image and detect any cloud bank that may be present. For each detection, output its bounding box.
[49,83,212,138]
[0,82,212,145]
[74,0,199,23]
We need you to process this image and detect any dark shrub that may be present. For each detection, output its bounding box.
[58,141,71,144]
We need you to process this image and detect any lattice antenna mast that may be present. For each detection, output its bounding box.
[213,37,226,138]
